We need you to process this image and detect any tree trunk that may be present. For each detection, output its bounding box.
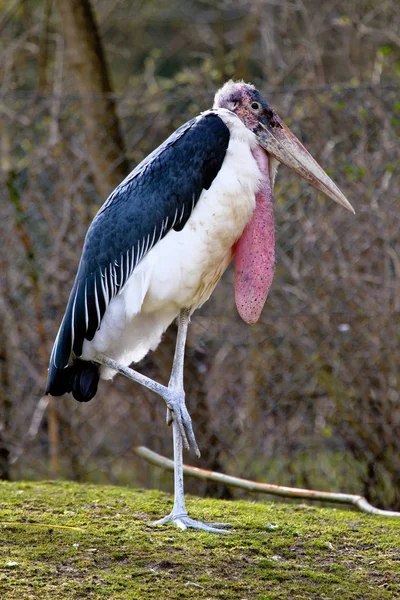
[57,0,130,197]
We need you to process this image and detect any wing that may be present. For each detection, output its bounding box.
[47,112,230,380]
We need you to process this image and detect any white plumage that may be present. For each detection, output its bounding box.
[82,109,262,379]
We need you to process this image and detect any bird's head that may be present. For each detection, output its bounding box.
[214,80,354,324]
[214,80,354,213]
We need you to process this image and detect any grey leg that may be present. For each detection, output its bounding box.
[95,309,231,533]
[152,416,231,532]
[95,354,198,454]
[153,309,231,532]
[164,308,199,456]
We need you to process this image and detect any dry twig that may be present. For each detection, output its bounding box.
[135,446,400,518]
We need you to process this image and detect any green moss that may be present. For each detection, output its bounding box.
[0,481,399,599]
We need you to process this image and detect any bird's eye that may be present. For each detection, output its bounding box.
[251,101,262,112]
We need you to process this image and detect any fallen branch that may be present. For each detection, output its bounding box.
[134,446,400,518]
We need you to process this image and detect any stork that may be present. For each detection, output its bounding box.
[46,81,354,533]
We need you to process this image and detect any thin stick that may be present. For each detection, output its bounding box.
[134,446,400,518]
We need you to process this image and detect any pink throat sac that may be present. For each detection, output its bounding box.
[234,146,275,324]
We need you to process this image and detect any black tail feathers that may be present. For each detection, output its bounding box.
[46,360,100,403]
[71,360,100,402]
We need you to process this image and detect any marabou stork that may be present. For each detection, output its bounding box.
[46,81,354,533]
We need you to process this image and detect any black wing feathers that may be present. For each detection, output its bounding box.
[47,113,229,397]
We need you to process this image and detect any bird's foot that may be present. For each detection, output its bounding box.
[164,392,200,457]
[153,511,232,534]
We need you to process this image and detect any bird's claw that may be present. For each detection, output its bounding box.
[166,407,173,426]
[166,398,200,457]
[153,512,232,534]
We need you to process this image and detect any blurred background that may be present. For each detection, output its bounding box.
[0,0,399,510]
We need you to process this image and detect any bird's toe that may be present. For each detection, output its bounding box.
[152,512,232,534]
[165,394,200,456]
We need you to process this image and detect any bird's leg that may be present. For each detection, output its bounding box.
[94,353,198,454]
[152,309,232,533]
[152,413,231,533]
[95,309,231,532]
[163,308,199,455]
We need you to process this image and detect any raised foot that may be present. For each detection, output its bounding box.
[153,512,232,534]
[165,393,200,458]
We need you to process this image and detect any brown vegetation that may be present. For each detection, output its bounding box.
[0,0,399,509]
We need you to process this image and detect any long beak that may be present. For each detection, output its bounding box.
[256,112,355,213]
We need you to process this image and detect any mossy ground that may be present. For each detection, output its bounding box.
[0,481,399,599]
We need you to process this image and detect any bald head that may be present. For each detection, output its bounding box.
[213,80,256,111]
